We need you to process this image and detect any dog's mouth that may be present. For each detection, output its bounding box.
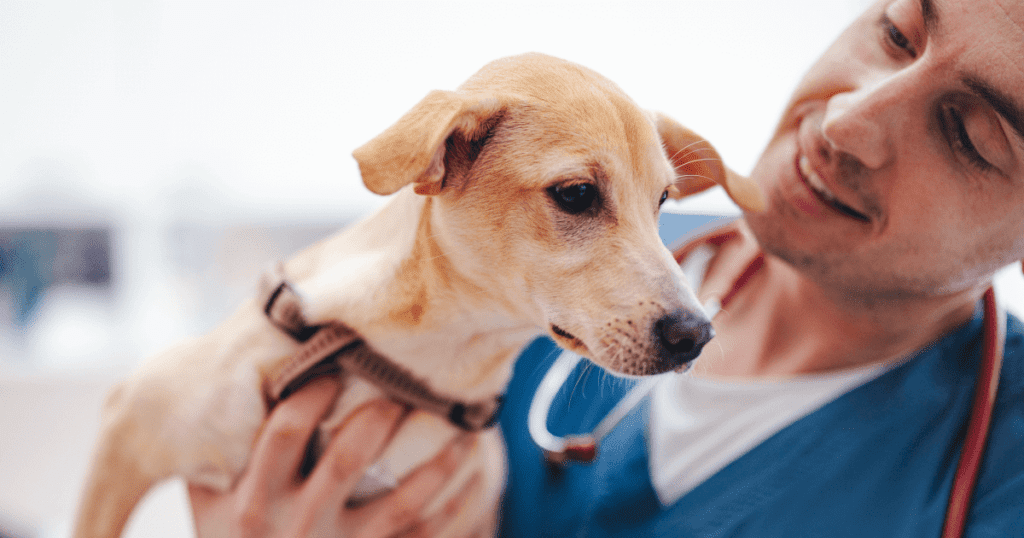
[550,324,587,351]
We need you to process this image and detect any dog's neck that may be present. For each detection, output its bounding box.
[293,188,541,400]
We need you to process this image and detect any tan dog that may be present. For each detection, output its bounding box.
[73,53,763,538]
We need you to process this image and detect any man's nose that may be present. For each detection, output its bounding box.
[821,78,898,170]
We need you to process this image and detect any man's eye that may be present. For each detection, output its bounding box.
[882,15,916,57]
[548,183,598,214]
[940,105,994,173]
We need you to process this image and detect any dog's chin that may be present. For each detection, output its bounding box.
[549,324,590,355]
[549,323,696,376]
[675,361,695,374]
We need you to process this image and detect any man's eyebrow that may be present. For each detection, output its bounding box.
[964,76,1024,146]
[924,0,1024,148]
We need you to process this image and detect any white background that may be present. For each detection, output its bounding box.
[2,0,876,224]
[4,1,1022,537]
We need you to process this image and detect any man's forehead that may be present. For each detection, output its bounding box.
[928,0,1024,38]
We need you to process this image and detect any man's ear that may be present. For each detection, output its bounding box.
[353,90,505,196]
[654,112,765,212]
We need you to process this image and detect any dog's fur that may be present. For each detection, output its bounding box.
[73,53,763,538]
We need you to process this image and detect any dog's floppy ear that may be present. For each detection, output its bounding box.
[654,112,765,212]
[353,90,505,196]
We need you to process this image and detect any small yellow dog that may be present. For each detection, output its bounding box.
[73,53,762,538]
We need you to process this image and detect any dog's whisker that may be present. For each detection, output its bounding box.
[666,139,714,158]
[673,173,719,185]
[677,156,725,166]
[667,141,717,154]
[581,361,596,398]
[675,139,706,152]
[711,339,724,360]
[692,338,725,376]
[567,360,592,406]
[667,145,719,163]
[670,147,719,161]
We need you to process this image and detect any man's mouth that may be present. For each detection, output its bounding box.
[797,155,871,223]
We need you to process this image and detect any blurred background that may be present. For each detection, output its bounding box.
[4,0,1022,536]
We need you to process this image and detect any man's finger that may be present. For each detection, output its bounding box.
[349,432,476,537]
[295,399,408,530]
[244,377,340,497]
[401,473,486,538]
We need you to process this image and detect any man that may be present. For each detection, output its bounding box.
[189,0,1024,535]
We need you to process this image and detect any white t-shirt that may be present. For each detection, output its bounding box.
[647,365,888,505]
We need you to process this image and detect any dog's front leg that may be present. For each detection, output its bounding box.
[74,301,295,538]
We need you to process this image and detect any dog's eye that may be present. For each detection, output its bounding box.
[548,183,598,214]
[659,189,669,207]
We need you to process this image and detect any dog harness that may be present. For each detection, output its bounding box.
[258,264,503,431]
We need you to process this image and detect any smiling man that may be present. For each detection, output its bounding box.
[747,0,1024,310]
[188,0,1024,536]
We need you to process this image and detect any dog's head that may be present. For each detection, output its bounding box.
[353,53,762,376]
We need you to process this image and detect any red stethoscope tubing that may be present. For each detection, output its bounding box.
[942,285,1005,538]
[529,225,1008,538]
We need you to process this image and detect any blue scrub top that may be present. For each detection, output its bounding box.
[497,306,1024,537]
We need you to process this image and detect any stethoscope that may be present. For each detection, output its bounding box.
[526,224,1008,538]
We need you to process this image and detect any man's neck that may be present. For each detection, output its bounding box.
[696,254,984,378]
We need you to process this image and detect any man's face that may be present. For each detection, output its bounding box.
[746,0,1024,301]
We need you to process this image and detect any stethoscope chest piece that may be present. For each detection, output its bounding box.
[528,350,661,467]
[543,434,597,465]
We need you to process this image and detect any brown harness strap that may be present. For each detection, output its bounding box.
[259,265,502,431]
[259,263,318,342]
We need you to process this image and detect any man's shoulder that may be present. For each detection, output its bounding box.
[992,311,1024,446]
[1000,312,1024,396]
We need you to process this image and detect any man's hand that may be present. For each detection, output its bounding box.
[188,378,494,537]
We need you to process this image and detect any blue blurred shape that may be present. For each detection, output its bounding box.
[0,227,111,327]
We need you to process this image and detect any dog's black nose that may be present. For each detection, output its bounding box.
[654,309,714,367]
